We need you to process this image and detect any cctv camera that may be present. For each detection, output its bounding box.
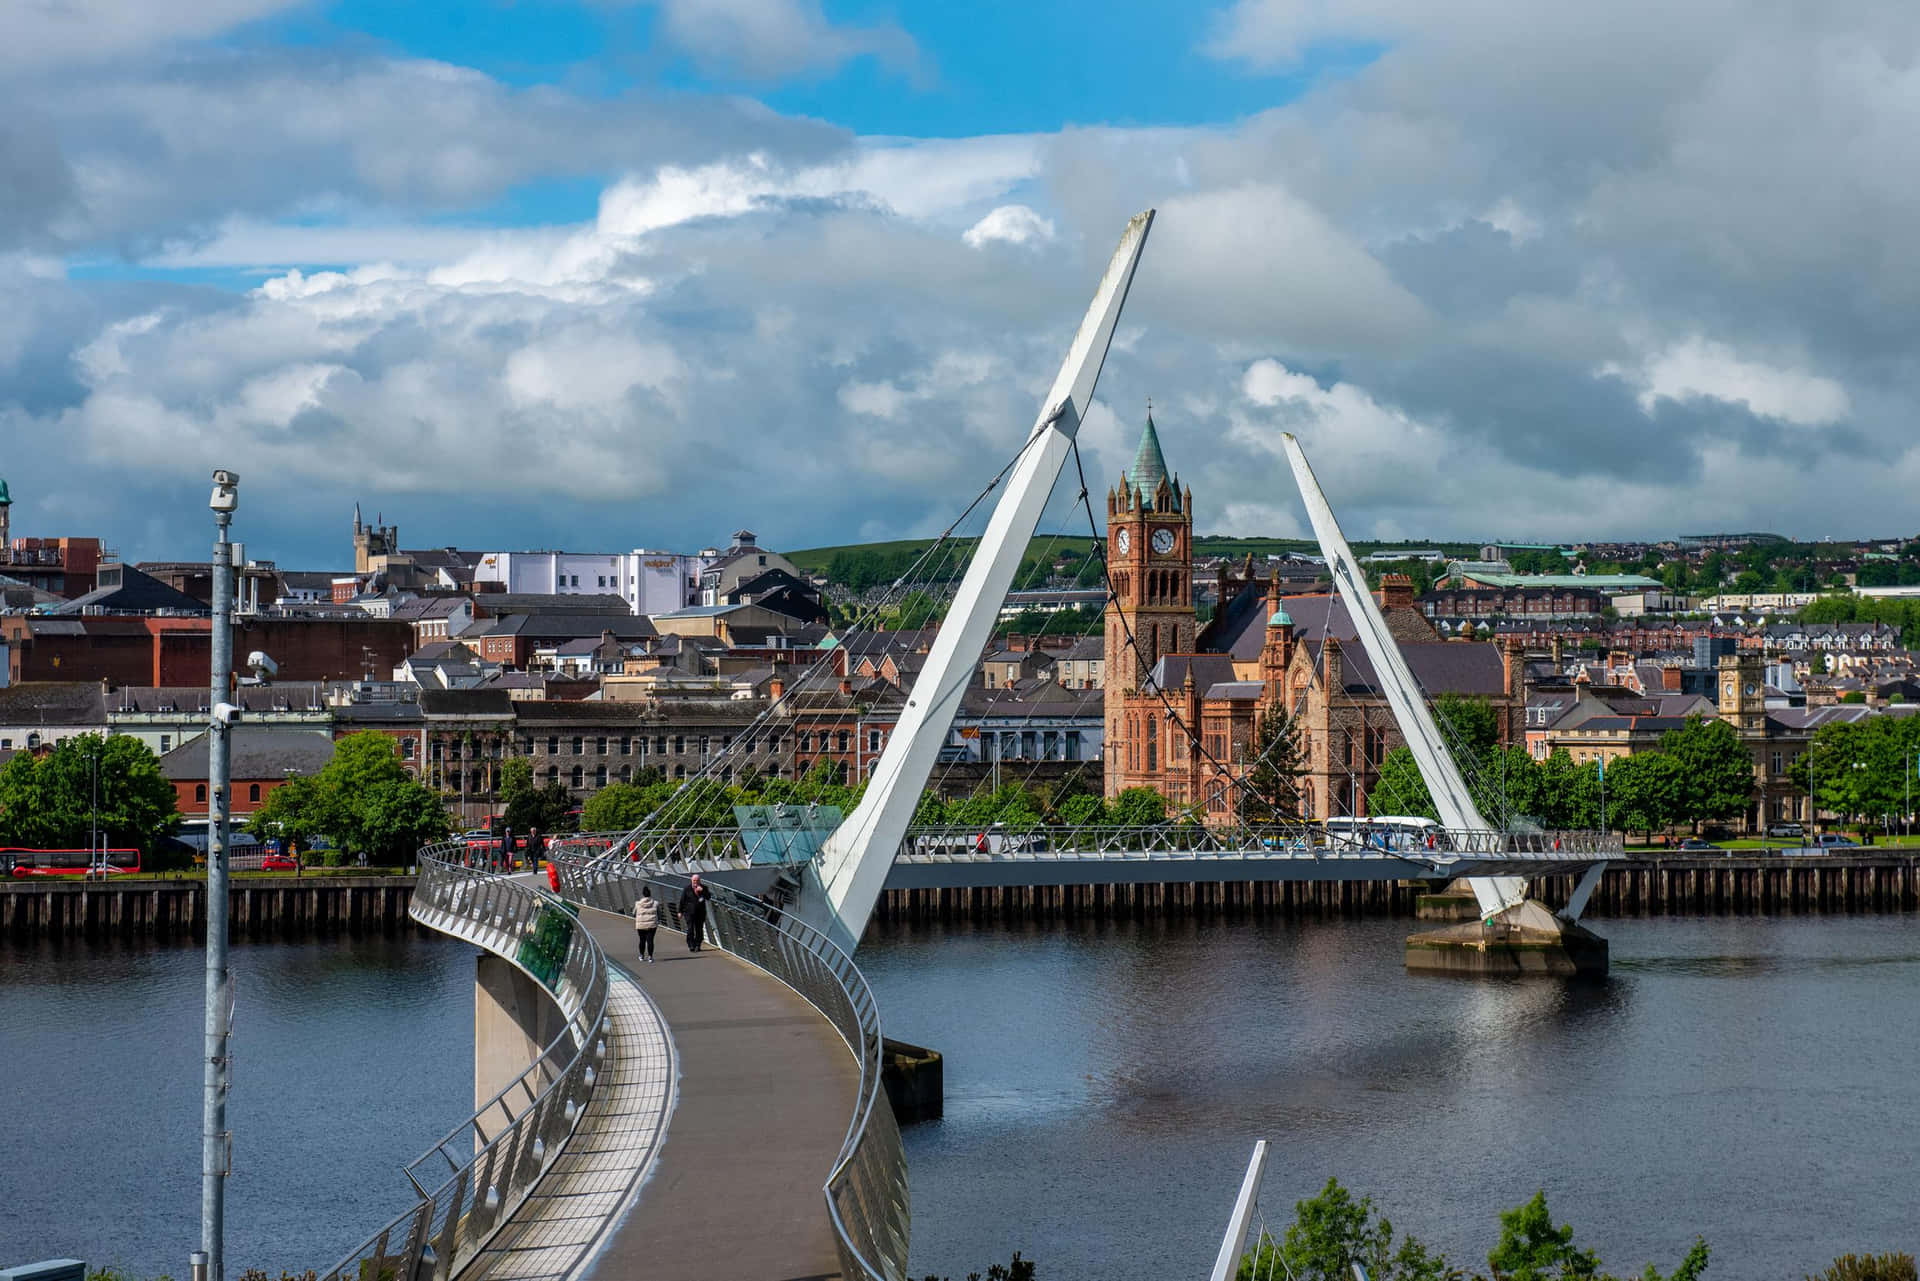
[213,702,243,726]
[212,469,240,487]
[210,468,240,514]
[246,650,278,677]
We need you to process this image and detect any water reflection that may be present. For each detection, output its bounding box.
[2,936,472,1275]
[866,913,1920,1281]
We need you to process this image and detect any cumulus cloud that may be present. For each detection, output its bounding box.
[646,0,922,83]
[1603,339,1852,427]
[962,205,1057,250]
[12,0,1920,562]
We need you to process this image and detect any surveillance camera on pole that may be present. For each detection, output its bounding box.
[209,470,240,515]
[200,466,239,1281]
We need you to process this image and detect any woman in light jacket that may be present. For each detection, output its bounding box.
[634,886,660,963]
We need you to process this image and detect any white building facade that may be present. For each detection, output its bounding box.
[474,549,712,616]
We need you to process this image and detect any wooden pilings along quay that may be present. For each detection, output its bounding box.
[0,876,419,941]
[873,855,1920,926]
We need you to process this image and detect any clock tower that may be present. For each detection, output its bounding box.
[1104,412,1195,791]
[1717,652,1767,732]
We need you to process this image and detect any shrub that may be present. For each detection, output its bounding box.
[1808,1256,1919,1281]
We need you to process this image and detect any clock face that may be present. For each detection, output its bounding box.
[1151,528,1176,555]
[1745,683,1758,696]
[1114,527,1131,554]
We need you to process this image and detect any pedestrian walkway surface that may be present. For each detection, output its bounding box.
[572,905,860,1281]
[463,966,675,1281]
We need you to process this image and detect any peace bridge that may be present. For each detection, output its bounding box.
[315,211,1628,1281]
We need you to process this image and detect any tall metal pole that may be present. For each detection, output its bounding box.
[202,470,238,1281]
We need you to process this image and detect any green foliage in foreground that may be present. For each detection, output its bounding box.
[1807,1256,1918,1281]
[918,1254,1035,1281]
[1240,1181,1711,1281]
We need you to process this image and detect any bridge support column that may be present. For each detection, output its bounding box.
[1405,900,1608,977]
[475,954,566,1117]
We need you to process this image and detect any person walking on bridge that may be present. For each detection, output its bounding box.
[634,885,659,963]
[679,874,712,953]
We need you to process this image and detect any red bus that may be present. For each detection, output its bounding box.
[3,848,143,878]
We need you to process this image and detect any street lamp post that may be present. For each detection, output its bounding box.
[201,469,240,1281]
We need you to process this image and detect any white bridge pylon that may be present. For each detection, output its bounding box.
[803,210,1156,954]
[1278,434,1529,920]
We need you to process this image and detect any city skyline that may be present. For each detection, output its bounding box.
[7,2,1920,567]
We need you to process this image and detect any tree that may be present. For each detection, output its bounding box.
[248,772,329,858]
[582,780,671,831]
[1657,717,1754,832]
[1371,746,1438,821]
[502,757,583,834]
[1807,1255,1918,1281]
[1107,786,1167,827]
[1603,752,1684,841]
[0,734,181,862]
[241,732,449,865]
[1239,1178,1458,1281]
[1241,702,1304,823]
[1486,1191,1707,1281]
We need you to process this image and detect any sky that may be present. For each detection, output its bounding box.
[5,0,1920,571]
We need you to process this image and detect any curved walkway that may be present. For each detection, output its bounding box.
[572,905,861,1281]
[462,964,675,1281]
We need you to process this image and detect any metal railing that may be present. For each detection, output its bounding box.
[554,854,911,1281]
[323,845,611,1281]
[557,822,1625,868]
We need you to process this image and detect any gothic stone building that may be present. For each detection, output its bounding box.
[1102,416,1526,822]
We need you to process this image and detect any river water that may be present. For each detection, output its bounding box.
[4,915,1916,1280]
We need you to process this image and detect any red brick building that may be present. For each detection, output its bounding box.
[157,727,338,819]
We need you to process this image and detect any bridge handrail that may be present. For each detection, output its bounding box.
[323,844,612,1281]
[554,853,911,1281]
[552,823,1624,864]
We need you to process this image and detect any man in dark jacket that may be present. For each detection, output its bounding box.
[679,874,712,952]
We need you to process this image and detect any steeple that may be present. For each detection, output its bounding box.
[353,501,362,534]
[1125,412,1179,510]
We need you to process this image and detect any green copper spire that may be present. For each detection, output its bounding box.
[0,477,10,506]
[1125,412,1178,508]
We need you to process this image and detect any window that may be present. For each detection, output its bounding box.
[700,736,711,756]
[1066,732,1081,761]
[620,736,631,755]
[401,739,415,760]
[571,736,584,755]
[868,729,883,752]
[196,784,207,804]
[621,765,632,783]
[674,764,686,779]
[837,731,850,753]
[597,575,606,587]
[570,766,584,788]
[654,735,667,755]
[1771,751,1783,775]
[1146,717,1157,771]
[673,735,685,754]
[546,735,559,755]
[800,732,813,752]
[570,575,579,587]
[767,732,782,752]
[595,766,607,787]
[546,766,559,783]
[159,735,172,753]
[595,736,607,755]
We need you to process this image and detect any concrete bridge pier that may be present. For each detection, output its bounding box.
[1405,899,1608,977]
[474,953,567,1114]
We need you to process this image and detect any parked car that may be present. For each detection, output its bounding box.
[260,853,299,871]
[1766,822,1804,839]
[1676,837,1718,851]
[1813,833,1859,848]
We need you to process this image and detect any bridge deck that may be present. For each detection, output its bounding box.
[571,903,859,1281]
[463,966,673,1281]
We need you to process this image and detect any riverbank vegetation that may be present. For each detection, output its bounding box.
[0,732,182,864]
[1239,1180,1710,1281]
[246,732,448,865]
